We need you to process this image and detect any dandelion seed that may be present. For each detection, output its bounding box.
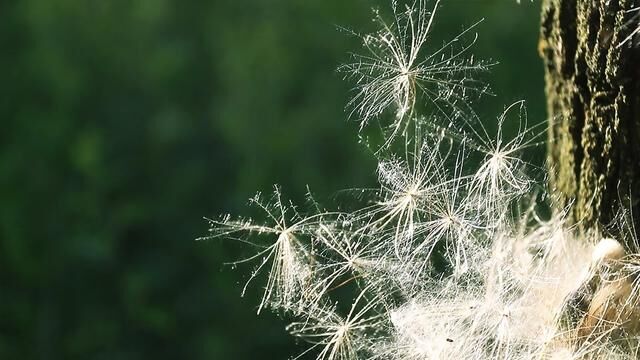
[351,132,453,261]
[341,0,492,145]
[469,101,543,220]
[288,286,386,360]
[306,223,385,300]
[402,146,486,282]
[204,186,334,313]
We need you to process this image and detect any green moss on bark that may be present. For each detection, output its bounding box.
[540,0,640,238]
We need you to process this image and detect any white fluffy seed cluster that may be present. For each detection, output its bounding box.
[205,1,640,359]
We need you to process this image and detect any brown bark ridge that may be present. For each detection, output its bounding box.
[539,0,640,240]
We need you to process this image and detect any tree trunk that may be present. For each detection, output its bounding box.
[539,0,640,239]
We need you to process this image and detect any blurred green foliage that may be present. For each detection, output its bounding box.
[0,0,542,359]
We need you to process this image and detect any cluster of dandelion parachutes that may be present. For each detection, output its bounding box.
[204,1,640,359]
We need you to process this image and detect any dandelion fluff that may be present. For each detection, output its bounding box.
[208,1,640,358]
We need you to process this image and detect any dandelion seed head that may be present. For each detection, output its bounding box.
[211,1,640,359]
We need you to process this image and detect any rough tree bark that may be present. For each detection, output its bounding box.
[539,0,640,240]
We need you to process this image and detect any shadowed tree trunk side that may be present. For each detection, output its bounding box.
[539,0,640,240]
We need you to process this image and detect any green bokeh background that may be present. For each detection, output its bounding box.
[0,0,544,359]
